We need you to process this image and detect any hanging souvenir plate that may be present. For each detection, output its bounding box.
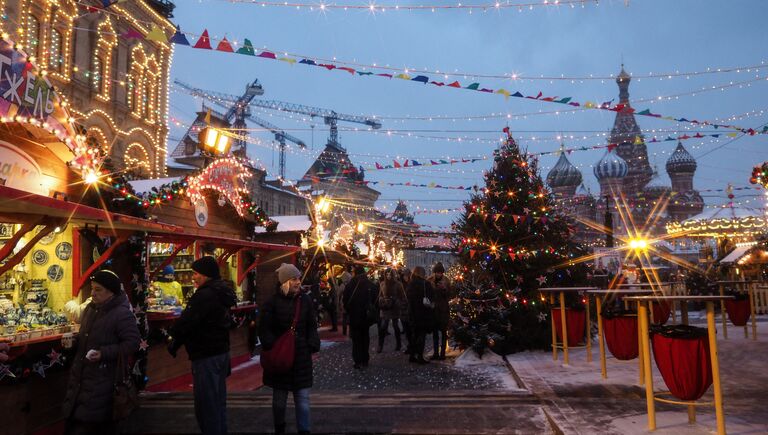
[36,226,56,245]
[32,250,49,265]
[55,242,72,261]
[47,265,64,282]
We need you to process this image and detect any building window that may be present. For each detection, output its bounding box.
[26,14,41,59]
[49,29,63,72]
[127,76,137,109]
[91,56,103,93]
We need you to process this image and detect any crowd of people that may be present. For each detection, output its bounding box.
[53,258,452,435]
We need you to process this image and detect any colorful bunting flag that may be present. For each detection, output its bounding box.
[193,30,212,49]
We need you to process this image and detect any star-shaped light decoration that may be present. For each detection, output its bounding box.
[536,275,547,286]
[523,207,531,214]
[515,276,524,284]
[32,361,47,378]
[47,349,63,367]
[139,339,149,351]
[0,364,16,381]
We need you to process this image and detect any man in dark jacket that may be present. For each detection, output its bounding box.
[169,256,236,435]
[407,266,435,364]
[342,265,377,369]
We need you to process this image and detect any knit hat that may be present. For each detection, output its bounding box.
[432,262,445,273]
[162,265,175,277]
[91,270,123,294]
[192,256,221,279]
[276,263,301,284]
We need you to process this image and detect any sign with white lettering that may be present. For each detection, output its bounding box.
[0,140,44,194]
[0,38,76,146]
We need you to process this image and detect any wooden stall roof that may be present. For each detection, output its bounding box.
[0,184,183,233]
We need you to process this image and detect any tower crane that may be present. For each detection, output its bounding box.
[173,79,383,177]
[175,79,306,179]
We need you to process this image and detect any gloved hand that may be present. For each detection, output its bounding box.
[167,340,178,358]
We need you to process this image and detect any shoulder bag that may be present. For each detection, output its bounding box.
[113,350,138,421]
[261,296,301,375]
[422,281,435,309]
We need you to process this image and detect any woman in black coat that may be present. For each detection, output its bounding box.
[259,264,320,435]
[63,270,140,435]
[406,266,435,364]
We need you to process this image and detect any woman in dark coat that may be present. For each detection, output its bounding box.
[406,266,435,364]
[427,262,452,360]
[259,264,321,435]
[63,270,140,435]
[377,268,406,352]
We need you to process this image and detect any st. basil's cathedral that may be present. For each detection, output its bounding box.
[546,66,705,245]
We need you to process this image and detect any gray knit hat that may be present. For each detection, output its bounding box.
[276,263,301,284]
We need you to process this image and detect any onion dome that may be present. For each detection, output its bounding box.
[666,142,697,174]
[546,150,582,189]
[594,149,628,180]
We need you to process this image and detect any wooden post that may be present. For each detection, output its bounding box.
[706,301,727,435]
[638,301,655,431]
[550,293,558,361]
[585,292,592,362]
[719,283,728,339]
[638,303,644,385]
[596,295,607,379]
[559,291,569,365]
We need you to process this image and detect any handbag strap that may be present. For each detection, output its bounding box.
[290,295,302,331]
[115,349,129,384]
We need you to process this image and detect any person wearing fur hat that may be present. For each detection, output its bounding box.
[259,263,320,435]
[427,262,452,360]
[63,270,140,434]
[168,256,236,435]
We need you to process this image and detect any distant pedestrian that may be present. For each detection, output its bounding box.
[406,266,435,364]
[259,263,320,435]
[398,267,413,355]
[168,256,237,435]
[343,265,378,369]
[63,270,140,435]
[377,268,406,352]
[427,263,451,360]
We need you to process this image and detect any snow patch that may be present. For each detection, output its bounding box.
[454,349,525,391]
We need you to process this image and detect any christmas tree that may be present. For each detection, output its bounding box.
[451,128,588,356]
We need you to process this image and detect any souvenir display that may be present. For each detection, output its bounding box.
[0,223,14,239]
[55,242,73,261]
[36,226,56,245]
[47,265,64,282]
[32,250,49,265]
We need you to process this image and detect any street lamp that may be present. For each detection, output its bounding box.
[628,238,648,250]
[198,127,232,155]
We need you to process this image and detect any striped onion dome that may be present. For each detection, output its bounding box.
[546,152,582,188]
[594,149,628,180]
[666,142,697,174]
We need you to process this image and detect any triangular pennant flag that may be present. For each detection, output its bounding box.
[145,24,168,43]
[122,28,144,40]
[511,91,524,97]
[479,88,493,93]
[377,73,393,78]
[439,160,448,164]
[447,81,461,88]
[193,30,212,49]
[555,97,572,104]
[465,83,480,90]
[258,51,277,59]
[393,160,401,168]
[279,57,297,65]
[318,63,336,70]
[633,136,643,145]
[169,26,190,45]
[430,81,445,86]
[411,160,421,166]
[357,71,374,76]
[375,162,383,169]
[403,160,410,167]
[637,109,651,115]
[496,89,511,98]
[236,38,255,55]
[412,75,429,84]
[395,73,411,80]
[299,59,316,65]
[338,67,355,74]
[430,160,439,165]
[216,37,234,52]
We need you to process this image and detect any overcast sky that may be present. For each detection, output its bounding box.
[168,0,768,229]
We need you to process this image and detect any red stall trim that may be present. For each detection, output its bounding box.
[0,222,60,276]
[73,235,129,296]
[0,218,44,261]
[238,251,262,286]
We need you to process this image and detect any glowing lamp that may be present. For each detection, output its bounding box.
[198,127,231,155]
[84,171,100,185]
[628,239,648,250]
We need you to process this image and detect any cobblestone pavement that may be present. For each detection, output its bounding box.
[125,325,552,434]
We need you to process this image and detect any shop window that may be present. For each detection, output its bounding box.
[25,14,41,59]
[48,29,63,72]
[91,56,103,93]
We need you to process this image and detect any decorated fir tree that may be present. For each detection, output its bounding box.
[451,128,588,356]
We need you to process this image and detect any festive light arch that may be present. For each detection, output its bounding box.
[93,16,117,101]
[124,143,152,177]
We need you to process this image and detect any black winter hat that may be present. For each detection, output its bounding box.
[192,256,221,279]
[432,262,445,273]
[91,270,123,294]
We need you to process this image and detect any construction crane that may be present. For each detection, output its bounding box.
[175,79,306,179]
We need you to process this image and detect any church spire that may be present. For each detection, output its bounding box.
[616,64,631,103]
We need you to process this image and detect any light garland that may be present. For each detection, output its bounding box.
[220,0,597,12]
[666,215,768,238]
[186,157,253,217]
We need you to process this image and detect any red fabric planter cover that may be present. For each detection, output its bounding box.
[651,327,712,401]
[651,301,671,325]
[725,298,751,326]
[552,308,586,347]
[603,315,638,360]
